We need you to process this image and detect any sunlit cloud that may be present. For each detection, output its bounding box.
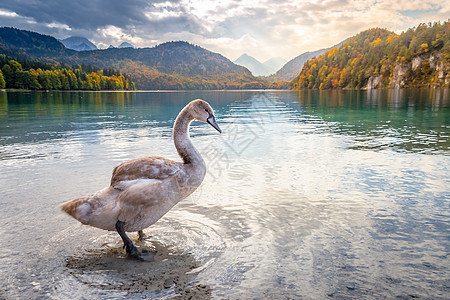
[0,8,19,17]
[46,22,71,30]
[96,25,146,48]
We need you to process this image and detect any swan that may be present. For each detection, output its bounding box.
[61,99,221,260]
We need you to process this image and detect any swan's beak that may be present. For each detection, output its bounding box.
[207,114,222,133]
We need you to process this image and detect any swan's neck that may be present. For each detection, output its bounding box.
[173,109,204,166]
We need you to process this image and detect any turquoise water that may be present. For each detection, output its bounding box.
[0,89,449,299]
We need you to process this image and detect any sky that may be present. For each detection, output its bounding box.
[0,0,448,62]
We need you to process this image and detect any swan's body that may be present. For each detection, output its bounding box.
[61,99,221,259]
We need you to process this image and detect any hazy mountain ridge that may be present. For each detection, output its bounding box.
[266,41,345,82]
[263,57,287,73]
[234,53,286,76]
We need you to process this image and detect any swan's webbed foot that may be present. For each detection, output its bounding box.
[116,220,144,261]
[137,230,145,241]
[125,243,144,261]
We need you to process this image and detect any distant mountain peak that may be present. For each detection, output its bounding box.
[235,54,260,63]
[263,57,287,74]
[234,54,287,76]
[60,36,97,51]
[118,42,134,48]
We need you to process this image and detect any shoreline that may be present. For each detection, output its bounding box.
[1,87,449,93]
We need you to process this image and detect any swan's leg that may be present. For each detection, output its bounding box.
[137,230,144,241]
[115,220,143,260]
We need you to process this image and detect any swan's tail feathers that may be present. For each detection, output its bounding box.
[61,195,93,225]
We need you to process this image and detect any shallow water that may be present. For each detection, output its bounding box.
[0,89,449,299]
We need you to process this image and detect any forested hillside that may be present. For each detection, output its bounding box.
[0,28,268,90]
[0,55,135,90]
[0,27,69,60]
[292,22,450,89]
[99,42,268,89]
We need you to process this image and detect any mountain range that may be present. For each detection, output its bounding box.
[1,22,447,90]
[60,36,134,51]
[109,42,135,49]
[233,54,286,76]
[0,27,350,90]
[0,27,267,90]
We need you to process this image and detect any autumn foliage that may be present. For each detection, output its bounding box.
[117,59,268,90]
[0,55,135,90]
[292,22,450,89]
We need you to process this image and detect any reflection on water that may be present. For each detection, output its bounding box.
[295,89,449,154]
[0,90,449,299]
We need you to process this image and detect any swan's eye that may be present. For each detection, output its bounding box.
[205,109,209,112]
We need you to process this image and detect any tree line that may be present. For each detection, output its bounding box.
[0,55,135,90]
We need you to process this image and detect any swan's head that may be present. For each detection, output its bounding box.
[188,99,222,133]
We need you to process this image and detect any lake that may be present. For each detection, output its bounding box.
[0,89,449,299]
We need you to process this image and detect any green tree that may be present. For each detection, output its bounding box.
[15,71,33,89]
[61,74,70,90]
[37,71,52,90]
[2,64,13,87]
[0,69,5,89]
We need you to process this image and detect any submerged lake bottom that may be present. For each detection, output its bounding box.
[0,89,449,299]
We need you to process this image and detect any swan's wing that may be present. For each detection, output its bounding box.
[116,179,162,205]
[115,178,164,225]
[110,156,182,188]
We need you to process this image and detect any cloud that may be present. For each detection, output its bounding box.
[0,0,153,29]
[0,0,447,61]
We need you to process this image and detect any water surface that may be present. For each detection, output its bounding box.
[0,89,449,299]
